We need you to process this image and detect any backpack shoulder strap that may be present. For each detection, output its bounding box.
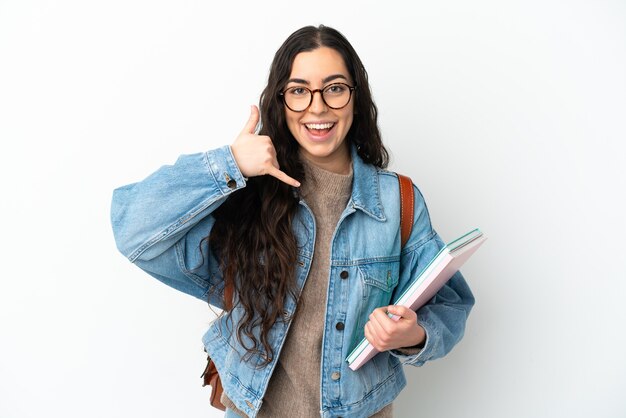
[223,282,234,311]
[397,173,415,248]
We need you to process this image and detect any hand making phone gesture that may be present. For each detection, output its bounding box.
[230,105,301,188]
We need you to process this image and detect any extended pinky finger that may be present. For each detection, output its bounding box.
[267,166,301,188]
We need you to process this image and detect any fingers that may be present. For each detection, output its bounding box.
[364,321,377,349]
[369,307,395,335]
[364,315,389,352]
[266,166,301,188]
[363,307,388,351]
[241,105,260,135]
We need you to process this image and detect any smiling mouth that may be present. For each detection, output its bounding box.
[305,122,335,135]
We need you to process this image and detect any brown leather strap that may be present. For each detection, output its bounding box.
[201,355,226,411]
[397,173,414,248]
[223,280,234,311]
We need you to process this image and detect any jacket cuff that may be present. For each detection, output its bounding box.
[204,145,247,195]
[389,316,437,366]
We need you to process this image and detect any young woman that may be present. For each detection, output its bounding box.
[111,25,474,418]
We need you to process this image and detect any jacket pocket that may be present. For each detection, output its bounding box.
[358,260,400,301]
[347,260,401,358]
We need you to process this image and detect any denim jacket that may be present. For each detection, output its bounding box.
[111,145,474,418]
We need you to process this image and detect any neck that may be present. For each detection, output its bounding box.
[300,143,351,175]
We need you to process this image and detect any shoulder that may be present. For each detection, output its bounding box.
[375,168,428,210]
[375,168,435,248]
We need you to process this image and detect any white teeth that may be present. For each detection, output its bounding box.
[305,122,334,130]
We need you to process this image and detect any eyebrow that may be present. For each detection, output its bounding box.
[286,74,349,85]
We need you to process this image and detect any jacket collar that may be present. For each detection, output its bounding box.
[349,144,386,221]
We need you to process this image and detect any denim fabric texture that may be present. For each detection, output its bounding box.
[111,144,475,418]
[225,408,243,418]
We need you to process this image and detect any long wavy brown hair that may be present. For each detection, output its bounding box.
[208,25,389,366]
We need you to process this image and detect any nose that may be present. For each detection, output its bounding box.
[308,90,328,114]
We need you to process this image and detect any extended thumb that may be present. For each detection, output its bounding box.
[243,105,259,134]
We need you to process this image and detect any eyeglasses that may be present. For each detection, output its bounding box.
[279,83,356,112]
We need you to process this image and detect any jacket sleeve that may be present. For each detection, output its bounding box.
[389,185,475,366]
[110,145,246,305]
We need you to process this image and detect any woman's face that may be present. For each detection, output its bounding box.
[284,47,354,173]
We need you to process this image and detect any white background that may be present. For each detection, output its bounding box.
[1,1,625,417]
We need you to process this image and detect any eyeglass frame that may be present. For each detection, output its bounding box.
[278,82,357,112]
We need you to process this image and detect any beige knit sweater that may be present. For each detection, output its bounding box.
[222,159,392,417]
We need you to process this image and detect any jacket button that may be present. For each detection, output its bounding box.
[331,371,341,381]
[340,270,349,279]
[227,179,237,189]
[245,400,254,408]
[335,322,345,331]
